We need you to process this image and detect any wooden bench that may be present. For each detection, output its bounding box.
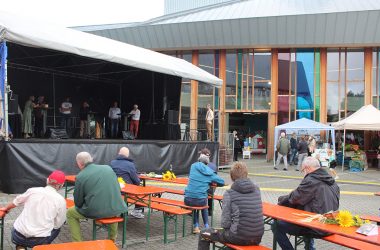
[125,198,192,243]
[360,215,380,223]
[66,199,126,247]
[32,240,117,249]
[323,234,380,250]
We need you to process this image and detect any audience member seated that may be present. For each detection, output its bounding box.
[66,152,127,242]
[198,162,264,250]
[274,157,340,250]
[110,147,144,219]
[184,152,225,234]
[0,171,66,250]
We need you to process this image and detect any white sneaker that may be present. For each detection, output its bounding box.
[334,176,339,180]
[130,209,144,219]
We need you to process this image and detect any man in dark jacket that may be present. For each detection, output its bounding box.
[110,147,143,218]
[198,162,264,249]
[273,157,340,250]
[289,132,298,165]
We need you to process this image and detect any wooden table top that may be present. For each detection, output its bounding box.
[32,240,118,250]
[139,175,189,185]
[121,184,167,195]
[262,202,380,246]
[65,175,76,183]
[0,210,5,218]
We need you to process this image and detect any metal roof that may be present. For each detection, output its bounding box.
[77,0,380,50]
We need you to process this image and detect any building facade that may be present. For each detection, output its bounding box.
[77,0,380,160]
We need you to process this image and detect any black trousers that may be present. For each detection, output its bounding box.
[233,148,240,161]
[198,228,260,250]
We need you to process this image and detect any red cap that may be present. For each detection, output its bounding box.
[48,170,65,185]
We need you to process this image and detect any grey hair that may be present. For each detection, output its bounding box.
[76,152,93,166]
[302,156,320,169]
[198,154,210,165]
[280,132,285,137]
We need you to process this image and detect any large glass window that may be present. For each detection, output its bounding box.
[254,52,271,110]
[226,51,237,110]
[177,52,192,125]
[326,49,364,122]
[277,49,319,124]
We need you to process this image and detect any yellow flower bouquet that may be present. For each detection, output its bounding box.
[118,177,126,188]
[162,170,176,181]
[319,210,370,227]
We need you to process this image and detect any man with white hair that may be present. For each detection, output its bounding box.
[275,132,290,170]
[66,152,127,242]
[273,157,340,250]
[110,147,143,218]
[0,170,66,249]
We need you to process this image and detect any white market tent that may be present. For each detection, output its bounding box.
[332,104,380,170]
[0,11,222,87]
[274,118,335,165]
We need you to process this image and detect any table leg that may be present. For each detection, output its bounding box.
[1,216,3,250]
[64,181,68,198]
[272,219,278,250]
[210,187,215,227]
[146,194,151,241]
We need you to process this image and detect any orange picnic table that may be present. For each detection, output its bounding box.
[32,240,117,250]
[64,175,76,198]
[0,211,5,250]
[121,184,167,241]
[139,175,189,186]
[262,202,380,249]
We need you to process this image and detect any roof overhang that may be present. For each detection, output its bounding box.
[0,11,222,87]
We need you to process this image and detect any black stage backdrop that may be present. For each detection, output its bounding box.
[0,140,219,194]
[7,42,181,139]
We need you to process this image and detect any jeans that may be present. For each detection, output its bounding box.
[110,119,119,138]
[61,113,71,130]
[66,207,119,241]
[289,148,298,164]
[198,228,261,250]
[12,228,60,248]
[272,220,315,250]
[297,153,308,170]
[184,197,208,228]
[276,153,288,169]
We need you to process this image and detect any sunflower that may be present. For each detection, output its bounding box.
[162,172,171,181]
[117,177,126,184]
[336,210,354,227]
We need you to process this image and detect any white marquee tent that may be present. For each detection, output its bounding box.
[332,104,380,170]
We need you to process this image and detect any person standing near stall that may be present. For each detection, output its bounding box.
[233,131,241,162]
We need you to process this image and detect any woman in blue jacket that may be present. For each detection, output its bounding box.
[184,153,225,233]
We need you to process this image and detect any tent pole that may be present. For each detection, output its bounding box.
[342,129,346,172]
[3,42,9,141]
[53,74,56,127]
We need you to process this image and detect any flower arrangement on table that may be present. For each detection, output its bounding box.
[162,170,176,181]
[319,210,370,228]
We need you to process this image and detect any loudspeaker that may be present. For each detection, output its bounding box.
[8,94,18,114]
[122,131,135,140]
[167,110,179,124]
[46,128,69,139]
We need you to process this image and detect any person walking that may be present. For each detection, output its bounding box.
[275,132,290,171]
[289,132,298,165]
[296,135,308,171]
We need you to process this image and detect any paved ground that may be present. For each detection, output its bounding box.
[1,155,380,249]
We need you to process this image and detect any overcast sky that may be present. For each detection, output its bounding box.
[0,0,164,27]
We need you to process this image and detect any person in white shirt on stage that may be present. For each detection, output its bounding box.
[109,101,121,138]
[60,97,72,132]
[205,104,214,141]
[129,104,140,138]
[0,170,66,250]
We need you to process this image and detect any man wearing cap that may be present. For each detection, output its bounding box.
[0,171,66,249]
[66,152,127,242]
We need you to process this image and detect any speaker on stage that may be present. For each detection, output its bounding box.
[46,128,69,139]
[8,94,19,114]
[166,110,179,124]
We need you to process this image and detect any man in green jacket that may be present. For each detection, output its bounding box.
[67,152,127,242]
[275,132,290,171]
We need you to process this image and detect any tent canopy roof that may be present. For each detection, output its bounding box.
[275,118,334,130]
[0,11,222,87]
[333,104,380,130]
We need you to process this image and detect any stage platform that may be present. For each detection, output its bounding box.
[0,139,219,194]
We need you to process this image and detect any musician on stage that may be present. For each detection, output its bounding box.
[79,101,90,138]
[59,97,72,133]
[128,104,140,139]
[108,101,121,138]
[34,96,48,138]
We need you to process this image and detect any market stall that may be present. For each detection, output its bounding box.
[333,104,380,171]
[273,118,335,166]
